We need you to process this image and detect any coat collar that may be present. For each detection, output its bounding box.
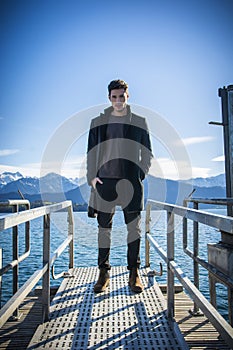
[102,105,132,124]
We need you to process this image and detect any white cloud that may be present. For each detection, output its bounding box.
[61,155,87,178]
[0,164,40,177]
[0,153,218,181]
[212,155,225,162]
[39,154,87,177]
[0,149,19,156]
[0,155,87,179]
[189,167,212,179]
[149,157,212,180]
[182,136,214,146]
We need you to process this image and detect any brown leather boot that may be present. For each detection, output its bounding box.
[129,267,144,293]
[94,268,110,293]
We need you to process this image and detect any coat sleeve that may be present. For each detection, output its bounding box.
[86,119,98,186]
[139,119,153,179]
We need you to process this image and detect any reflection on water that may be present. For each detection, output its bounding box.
[0,209,228,320]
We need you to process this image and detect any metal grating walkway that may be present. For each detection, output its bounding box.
[28,266,188,349]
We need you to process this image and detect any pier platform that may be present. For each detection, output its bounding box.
[0,266,230,350]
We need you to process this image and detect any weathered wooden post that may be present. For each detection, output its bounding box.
[208,85,233,325]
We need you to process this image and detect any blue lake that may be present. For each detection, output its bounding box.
[0,209,229,321]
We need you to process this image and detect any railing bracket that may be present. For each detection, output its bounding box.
[9,312,23,322]
[63,271,74,278]
[52,266,74,280]
[189,309,204,317]
[147,263,163,277]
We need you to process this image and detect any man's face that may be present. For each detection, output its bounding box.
[109,88,129,114]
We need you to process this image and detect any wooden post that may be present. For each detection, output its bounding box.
[218,85,233,216]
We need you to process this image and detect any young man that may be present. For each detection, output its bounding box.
[87,79,152,293]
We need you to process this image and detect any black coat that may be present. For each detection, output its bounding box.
[86,105,153,211]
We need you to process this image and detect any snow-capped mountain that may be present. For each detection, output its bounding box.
[0,172,77,195]
[40,173,77,193]
[0,172,227,207]
[0,172,23,188]
[182,173,226,188]
[0,176,40,195]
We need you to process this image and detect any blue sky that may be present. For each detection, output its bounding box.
[1,0,233,180]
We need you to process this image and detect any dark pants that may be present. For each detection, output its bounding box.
[96,178,141,270]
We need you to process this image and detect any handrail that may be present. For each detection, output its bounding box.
[184,197,233,205]
[145,199,233,349]
[0,200,74,327]
[0,201,71,231]
[183,197,233,317]
[0,200,31,276]
[147,200,233,233]
[0,199,31,206]
[0,199,30,318]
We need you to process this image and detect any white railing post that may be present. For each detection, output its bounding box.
[0,248,2,308]
[0,201,74,327]
[12,204,19,319]
[145,204,151,267]
[42,214,50,322]
[167,210,175,320]
[193,201,200,314]
[68,205,74,269]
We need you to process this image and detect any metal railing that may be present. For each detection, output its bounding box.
[183,197,233,321]
[145,199,233,349]
[0,200,74,327]
[0,200,30,318]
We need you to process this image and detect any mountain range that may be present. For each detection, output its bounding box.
[0,172,78,194]
[0,171,226,210]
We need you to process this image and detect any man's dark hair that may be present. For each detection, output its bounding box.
[108,79,128,95]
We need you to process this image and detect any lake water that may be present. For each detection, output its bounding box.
[0,209,229,321]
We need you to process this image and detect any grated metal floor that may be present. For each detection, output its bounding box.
[28,266,188,350]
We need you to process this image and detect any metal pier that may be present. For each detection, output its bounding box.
[1,200,233,349]
[28,266,188,350]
